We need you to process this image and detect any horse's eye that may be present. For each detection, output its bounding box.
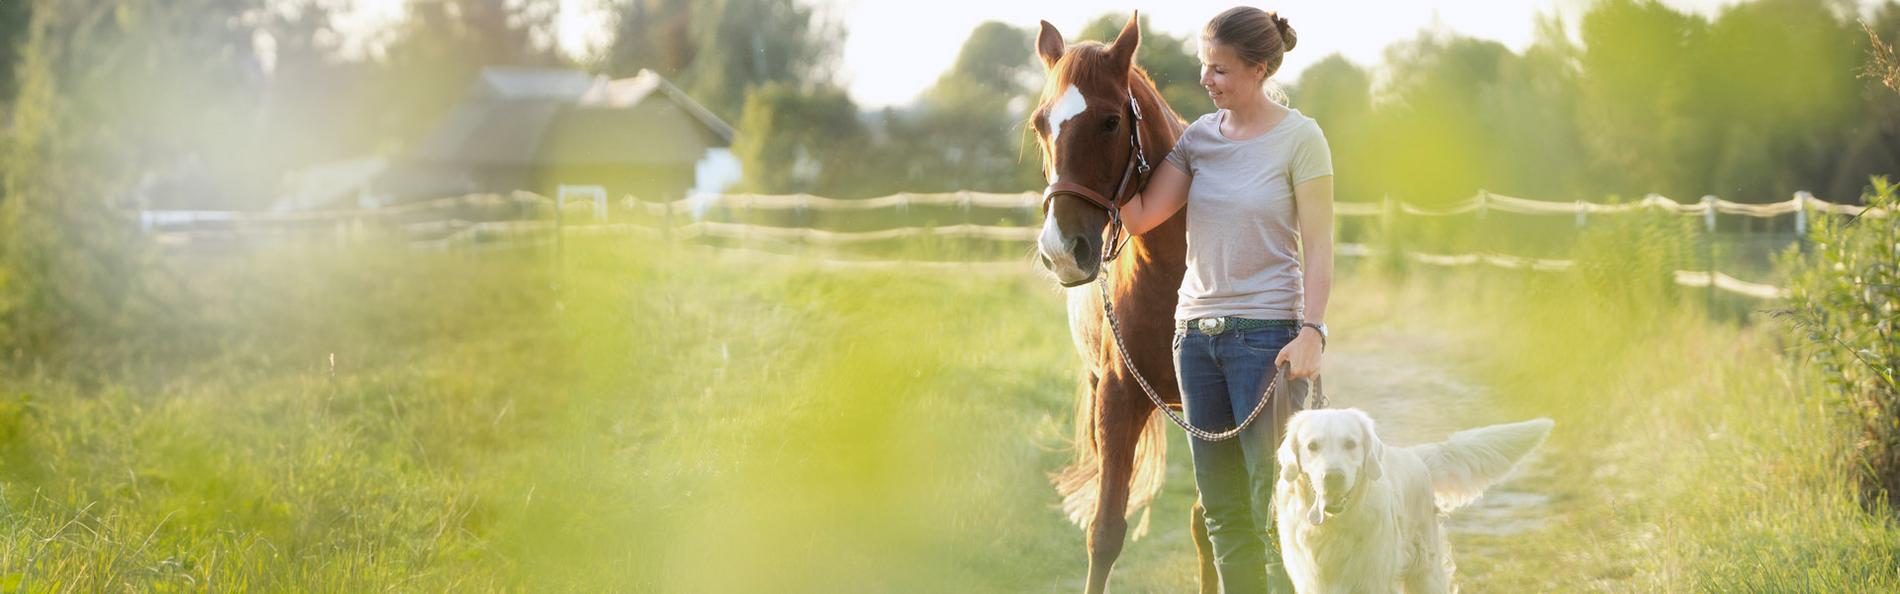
[1101,115,1120,132]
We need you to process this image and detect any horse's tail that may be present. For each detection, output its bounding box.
[1051,370,1169,541]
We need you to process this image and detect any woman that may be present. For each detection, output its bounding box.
[1118,7,1333,593]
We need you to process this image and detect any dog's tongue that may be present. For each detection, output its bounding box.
[1307,500,1326,526]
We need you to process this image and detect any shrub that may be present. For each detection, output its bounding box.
[1780,176,1900,509]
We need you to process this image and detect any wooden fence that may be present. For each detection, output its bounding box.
[140,189,1889,300]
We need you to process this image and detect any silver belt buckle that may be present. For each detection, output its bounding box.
[1197,317,1226,335]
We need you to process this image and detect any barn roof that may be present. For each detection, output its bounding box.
[413,67,735,166]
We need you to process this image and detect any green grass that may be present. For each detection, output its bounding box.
[0,237,1097,592]
[1362,221,1900,592]
[0,231,1895,591]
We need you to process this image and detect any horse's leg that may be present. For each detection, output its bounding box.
[1083,381,1146,594]
[1190,498,1218,594]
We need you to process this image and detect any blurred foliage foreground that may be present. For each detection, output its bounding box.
[0,225,1889,591]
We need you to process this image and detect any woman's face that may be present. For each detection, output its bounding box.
[1198,41,1266,110]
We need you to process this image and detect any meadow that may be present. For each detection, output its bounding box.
[0,226,1894,592]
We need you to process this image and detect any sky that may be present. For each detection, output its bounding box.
[336,0,1769,107]
[823,0,1757,107]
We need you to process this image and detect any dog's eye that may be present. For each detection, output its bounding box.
[1344,439,1357,450]
[1306,441,1320,451]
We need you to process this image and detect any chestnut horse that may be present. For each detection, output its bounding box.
[1029,14,1218,594]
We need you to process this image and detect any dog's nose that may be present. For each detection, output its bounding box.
[1322,471,1346,489]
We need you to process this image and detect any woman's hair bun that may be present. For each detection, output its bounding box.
[1272,13,1297,53]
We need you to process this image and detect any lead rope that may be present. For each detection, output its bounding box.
[1090,89,1321,440]
[1097,276,1324,441]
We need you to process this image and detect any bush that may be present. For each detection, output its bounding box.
[1781,176,1900,509]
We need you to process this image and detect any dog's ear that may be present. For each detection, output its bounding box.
[1278,412,1305,484]
[1357,410,1385,482]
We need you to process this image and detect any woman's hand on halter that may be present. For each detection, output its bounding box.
[1276,327,1323,379]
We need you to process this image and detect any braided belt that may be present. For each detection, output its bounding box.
[1174,317,1297,335]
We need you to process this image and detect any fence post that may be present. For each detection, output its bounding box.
[554,193,565,289]
[793,194,809,245]
[1380,194,1397,268]
[1575,200,1587,229]
[1793,191,1809,236]
[1473,190,1489,255]
[1380,194,1394,237]
[1701,195,1718,311]
[660,197,673,243]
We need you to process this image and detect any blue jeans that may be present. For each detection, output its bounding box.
[1172,323,1309,594]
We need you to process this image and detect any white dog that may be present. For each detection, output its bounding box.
[1274,408,1553,594]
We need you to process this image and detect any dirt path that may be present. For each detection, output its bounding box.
[1315,324,1557,580]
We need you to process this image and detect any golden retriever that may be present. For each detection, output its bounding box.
[1274,408,1553,593]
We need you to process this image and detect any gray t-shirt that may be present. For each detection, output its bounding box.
[1163,108,1332,321]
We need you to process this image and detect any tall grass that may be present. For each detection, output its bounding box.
[0,236,1100,592]
[1782,177,1900,510]
[1363,211,1900,592]
[0,222,1895,591]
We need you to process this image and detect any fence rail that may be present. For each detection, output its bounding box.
[140,189,1881,229]
[142,188,1865,301]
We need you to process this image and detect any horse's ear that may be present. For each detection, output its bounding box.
[1037,20,1065,70]
[1109,12,1142,75]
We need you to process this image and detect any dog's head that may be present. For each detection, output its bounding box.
[1278,408,1385,525]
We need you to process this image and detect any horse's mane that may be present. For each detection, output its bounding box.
[1027,41,1187,182]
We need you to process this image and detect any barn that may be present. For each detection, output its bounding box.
[279,67,739,211]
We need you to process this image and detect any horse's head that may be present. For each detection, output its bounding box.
[1030,15,1147,287]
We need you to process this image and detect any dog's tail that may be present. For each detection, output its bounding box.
[1051,371,1168,540]
[1412,418,1553,512]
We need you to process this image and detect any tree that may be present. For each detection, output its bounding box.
[1490,14,1589,200]
[1830,2,1900,201]
[890,21,1043,193]
[601,0,838,121]
[1693,0,1860,200]
[1,0,265,365]
[251,1,387,175]
[1370,31,1519,206]
[600,0,696,78]
[1290,55,1373,201]
[1575,0,1709,198]
[731,83,866,196]
[372,0,564,152]
[0,0,30,104]
[940,21,1039,96]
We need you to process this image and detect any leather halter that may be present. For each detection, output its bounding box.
[1039,89,1153,264]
